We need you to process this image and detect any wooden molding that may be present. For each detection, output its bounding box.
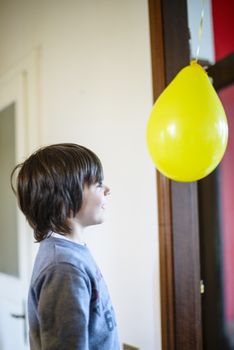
[148,0,175,348]
[148,0,203,349]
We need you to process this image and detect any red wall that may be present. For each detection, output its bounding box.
[212,0,234,321]
[212,0,234,60]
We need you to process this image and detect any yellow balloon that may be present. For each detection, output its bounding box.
[146,61,228,182]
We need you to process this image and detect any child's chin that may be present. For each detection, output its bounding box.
[88,217,105,226]
[96,218,105,225]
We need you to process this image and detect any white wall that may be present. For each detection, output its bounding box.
[0,1,161,349]
[187,0,215,62]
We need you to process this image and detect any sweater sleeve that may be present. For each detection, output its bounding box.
[35,263,91,350]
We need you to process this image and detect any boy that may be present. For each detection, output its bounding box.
[11,143,120,350]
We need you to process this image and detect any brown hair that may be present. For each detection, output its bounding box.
[11,143,103,242]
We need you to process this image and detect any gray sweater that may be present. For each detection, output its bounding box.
[28,236,120,350]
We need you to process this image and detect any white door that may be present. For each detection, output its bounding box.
[0,52,39,350]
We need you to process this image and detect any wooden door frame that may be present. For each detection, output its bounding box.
[148,1,202,349]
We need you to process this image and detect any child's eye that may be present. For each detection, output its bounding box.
[97,182,103,188]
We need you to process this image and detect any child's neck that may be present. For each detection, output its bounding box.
[67,218,86,245]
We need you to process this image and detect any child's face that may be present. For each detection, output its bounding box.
[75,182,110,227]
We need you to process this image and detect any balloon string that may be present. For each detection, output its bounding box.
[195,0,205,61]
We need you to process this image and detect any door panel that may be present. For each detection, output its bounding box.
[0,103,19,277]
[0,51,39,350]
[0,299,27,350]
[0,76,29,350]
[199,55,234,350]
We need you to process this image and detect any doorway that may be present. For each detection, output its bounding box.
[199,53,234,350]
[0,50,39,350]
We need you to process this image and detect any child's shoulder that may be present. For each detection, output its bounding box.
[41,236,90,267]
[32,237,94,281]
[53,238,88,266]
